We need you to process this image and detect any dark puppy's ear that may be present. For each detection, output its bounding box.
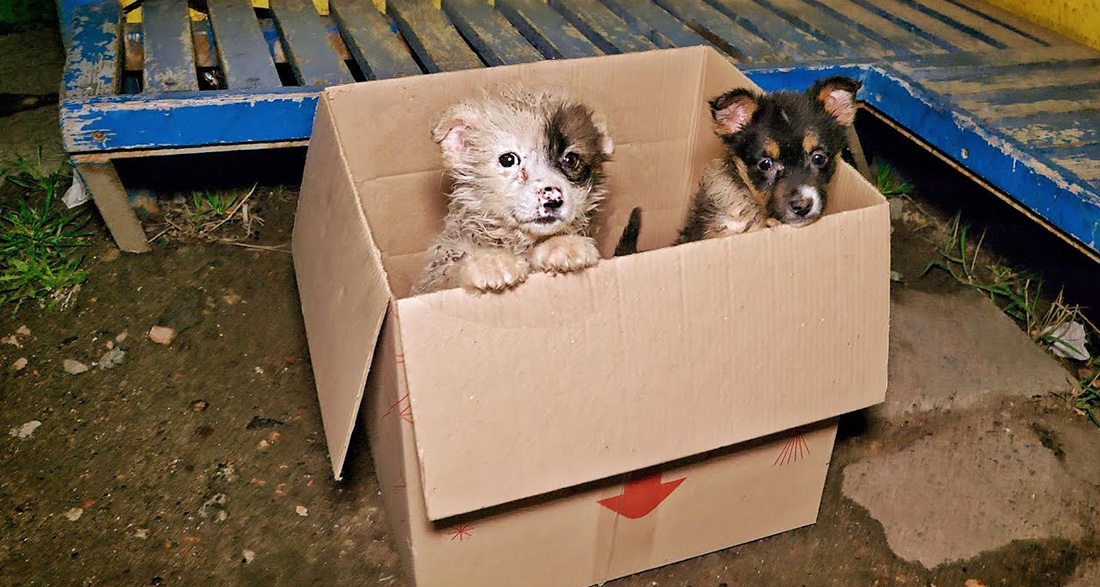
[810,76,862,126]
[709,89,759,136]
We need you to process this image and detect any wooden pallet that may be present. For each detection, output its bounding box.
[60,0,1100,260]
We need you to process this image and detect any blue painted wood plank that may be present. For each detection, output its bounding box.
[385,0,484,72]
[650,0,779,62]
[957,86,1100,119]
[1041,144,1100,180]
[993,109,1100,149]
[925,62,1100,96]
[270,0,354,86]
[809,0,947,55]
[141,0,199,92]
[442,0,544,66]
[895,47,1100,82]
[207,0,283,89]
[546,0,656,55]
[597,0,713,50]
[329,0,422,79]
[751,0,896,59]
[59,0,105,45]
[847,0,998,52]
[859,66,1100,253]
[62,0,121,98]
[60,87,320,151]
[891,0,1040,49]
[703,0,841,60]
[495,0,603,60]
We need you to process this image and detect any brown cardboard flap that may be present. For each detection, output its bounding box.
[397,172,889,520]
[292,95,392,481]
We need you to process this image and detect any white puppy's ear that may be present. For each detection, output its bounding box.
[432,104,481,160]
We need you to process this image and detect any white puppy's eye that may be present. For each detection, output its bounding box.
[499,152,519,168]
[757,157,773,172]
[562,152,580,171]
[811,151,827,167]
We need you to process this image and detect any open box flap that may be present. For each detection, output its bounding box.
[398,165,890,521]
[292,94,392,481]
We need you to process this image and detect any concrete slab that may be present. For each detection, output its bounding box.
[880,288,1075,419]
[842,408,1098,568]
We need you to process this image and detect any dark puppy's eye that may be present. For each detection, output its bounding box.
[811,151,828,167]
[757,158,773,172]
[562,152,580,171]
[499,152,519,168]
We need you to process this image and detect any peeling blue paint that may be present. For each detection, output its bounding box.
[61,88,321,151]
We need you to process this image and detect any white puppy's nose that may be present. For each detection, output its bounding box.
[540,186,563,211]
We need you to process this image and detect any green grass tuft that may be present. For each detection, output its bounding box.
[872,162,914,197]
[0,154,91,313]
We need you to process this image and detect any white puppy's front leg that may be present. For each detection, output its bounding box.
[458,248,530,293]
[529,235,601,275]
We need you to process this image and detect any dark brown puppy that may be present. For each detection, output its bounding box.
[676,76,862,244]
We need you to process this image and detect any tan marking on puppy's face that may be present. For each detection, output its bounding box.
[803,131,819,155]
[763,138,780,160]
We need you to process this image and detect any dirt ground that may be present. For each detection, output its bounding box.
[2,21,1099,587]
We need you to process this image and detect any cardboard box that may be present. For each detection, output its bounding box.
[292,46,890,586]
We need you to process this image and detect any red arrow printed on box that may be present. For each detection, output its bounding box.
[597,473,686,519]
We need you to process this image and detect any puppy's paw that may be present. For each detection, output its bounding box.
[459,249,530,293]
[530,235,601,275]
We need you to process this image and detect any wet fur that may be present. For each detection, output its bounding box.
[412,88,613,295]
[675,76,861,244]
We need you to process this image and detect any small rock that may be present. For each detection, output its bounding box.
[241,549,255,564]
[2,335,21,348]
[190,399,209,412]
[890,271,903,282]
[115,331,128,343]
[149,326,177,346]
[295,505,308,517]
[214,463,238,483]
[257,440,270,450]
[198,493,228,522]
[63,359,89,375]
[98,347,126,370]
[9,420,41,439]
[223,292,241,305]
[254,366,265,374]
[965,580,988,587]
[10,357,28,372]
[16,325,30,336]
[134,528,149,539]
[63,507,83,521]
[888,198,905,221]
[100,246,121,262]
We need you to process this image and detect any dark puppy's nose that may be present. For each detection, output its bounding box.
[541,186,564,211]
[789,197,812,216]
